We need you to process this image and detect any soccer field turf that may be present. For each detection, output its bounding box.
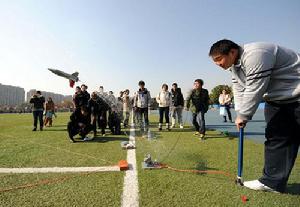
[0,112,299,206]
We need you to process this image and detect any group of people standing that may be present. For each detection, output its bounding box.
[66,78,213,142]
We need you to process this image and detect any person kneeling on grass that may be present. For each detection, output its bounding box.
[67,106,93,142]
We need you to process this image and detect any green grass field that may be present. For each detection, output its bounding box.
[0,112,299,206]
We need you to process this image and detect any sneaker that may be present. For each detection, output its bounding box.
[179,125,184,129]
[194,132,200,136]
[102,133,106,137]
[158,128,162,131]
[171,124,175,129]
[243,180,279,193]
[199,134,205,141]
[69,138,76,143]
[32,128,37,131]
[83,137,93,141]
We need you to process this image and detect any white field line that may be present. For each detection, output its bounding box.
[0,166,120,173]
[121,112,139,207]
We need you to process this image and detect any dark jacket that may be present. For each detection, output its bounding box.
[73,92,84,108]
[29,95,45,111]
[98,97,110,112]
[171,88,184,107]
[186,88,209,113]
[88,97,110,115]
[82,91,90,106]
[70,110,91,126]
[88,98,99,115]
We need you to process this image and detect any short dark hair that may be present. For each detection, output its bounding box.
[81,84,88,89]
[138,80,145,86]
[36,91,41,95]
[194,79,204,86]
[209,39,240,56]
[172,83,178,87]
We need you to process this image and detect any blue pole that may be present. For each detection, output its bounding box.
[237,127,244,178]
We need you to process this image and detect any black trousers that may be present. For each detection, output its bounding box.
[33,111,43,128]
[159,107,170,124]
[108,111,121,135]
[67,122,93,139]
[259,102,300,192]
[224,105,232,121]
[97,111,107,134]
[192,111,206,134]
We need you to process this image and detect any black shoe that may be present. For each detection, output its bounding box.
[158,128,162,131]
[32,128,37,131]
[40,127,43,131]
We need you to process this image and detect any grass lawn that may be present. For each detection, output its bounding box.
[0,112,299,206]
[0,112,127,207]
[137,118,300,207]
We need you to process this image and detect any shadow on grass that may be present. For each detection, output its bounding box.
[286,183,300,195]
[45,128,67,132]
[49,124,67,128]
[82,136,128,143]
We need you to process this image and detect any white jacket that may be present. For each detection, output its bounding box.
[156,91,171,107]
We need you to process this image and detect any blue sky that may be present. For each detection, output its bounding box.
[0,0,299,97]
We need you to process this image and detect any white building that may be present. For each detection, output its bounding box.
[26,89,72,104]
[0,83,25,106]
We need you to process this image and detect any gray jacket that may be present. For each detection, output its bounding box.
[231,42,300,120]
[134,88,151,108]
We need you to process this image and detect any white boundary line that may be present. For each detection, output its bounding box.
[0,166,120,173]
[121,120,139,207]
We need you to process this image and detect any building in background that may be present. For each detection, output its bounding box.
[0,83,25,106]
[26,89,72,103]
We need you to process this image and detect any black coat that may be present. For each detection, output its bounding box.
[70,110,91,126]
[30,95,45,110]
[171,88,184,107]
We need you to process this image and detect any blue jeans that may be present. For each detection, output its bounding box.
[192,111,206,134]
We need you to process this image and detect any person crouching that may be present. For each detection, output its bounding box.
[67,106,93,142]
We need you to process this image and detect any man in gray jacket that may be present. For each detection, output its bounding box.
[209,39,300,193]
